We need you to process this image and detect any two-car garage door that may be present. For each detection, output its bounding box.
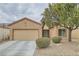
[14,30,38,40]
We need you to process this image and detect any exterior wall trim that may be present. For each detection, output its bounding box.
[12,29,14,40]
[12,29,39,40]
[8,17,41,26]
[13,29,40,30]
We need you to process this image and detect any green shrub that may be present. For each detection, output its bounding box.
[52,37,62,43]
[36,37,50,48]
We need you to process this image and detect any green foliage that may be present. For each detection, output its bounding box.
[52,37,62,43]
[41,8,53,28]
[36,37,50,48]
[42,3,79,42]
[42,3,79,30]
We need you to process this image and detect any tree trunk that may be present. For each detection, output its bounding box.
[68,29,72,42]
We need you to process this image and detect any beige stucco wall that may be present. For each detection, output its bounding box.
[72,28,79,39]
[8,19,41,29]
[65,28,79,40]
[43,25,79,39]
[58,27,79,40]
[43,25,58,38]
[8,18,42,40]
[50,26,58,38]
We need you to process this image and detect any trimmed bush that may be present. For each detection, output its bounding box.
[52,37,61,43]
[36,37,50,48]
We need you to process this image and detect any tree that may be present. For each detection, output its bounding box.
[41,8,53,28]
[42,3,79,42]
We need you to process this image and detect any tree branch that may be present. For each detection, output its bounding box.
[72,26,79,30]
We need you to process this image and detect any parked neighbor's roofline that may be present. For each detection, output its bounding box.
[8,17,41,26]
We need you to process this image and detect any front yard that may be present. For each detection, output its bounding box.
[34,39,79,56]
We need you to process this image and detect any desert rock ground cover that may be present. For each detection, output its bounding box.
[34,39,79,56]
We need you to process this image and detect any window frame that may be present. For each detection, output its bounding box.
[58,29,66,37]
[42,30,49,37]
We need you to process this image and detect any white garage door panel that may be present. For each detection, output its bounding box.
[14,30,38,40]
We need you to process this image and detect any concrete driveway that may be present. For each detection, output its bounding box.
[0,41,36,56]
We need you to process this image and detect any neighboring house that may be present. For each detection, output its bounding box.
[7,17,79,40]
[0,24,10,41]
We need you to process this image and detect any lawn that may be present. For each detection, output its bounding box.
[34,39,79,56]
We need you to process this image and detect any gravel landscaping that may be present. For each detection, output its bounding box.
[34,39,79,56]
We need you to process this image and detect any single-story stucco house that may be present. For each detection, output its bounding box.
[7,17,79,40]
[8,17,42,40]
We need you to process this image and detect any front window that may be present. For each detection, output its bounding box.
[42,30,49,37]
[58,29,66,37]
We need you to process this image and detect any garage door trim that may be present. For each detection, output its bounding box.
[12,29,39,40]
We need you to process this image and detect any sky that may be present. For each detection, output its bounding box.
[0,3,48,23]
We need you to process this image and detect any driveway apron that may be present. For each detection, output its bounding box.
[0,41,36,56]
